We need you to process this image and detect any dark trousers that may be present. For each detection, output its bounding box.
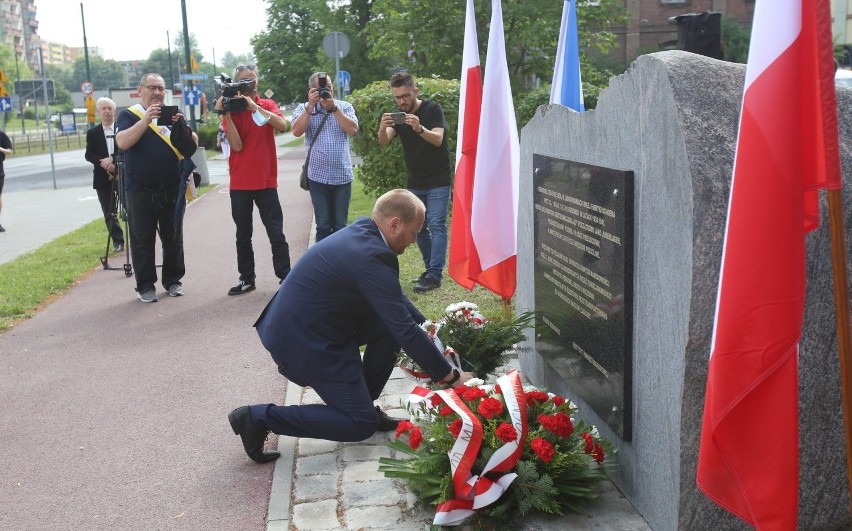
[250,315,399,442]
[96,186,124,245]
[126,189,185,293]
[230,189,291,282]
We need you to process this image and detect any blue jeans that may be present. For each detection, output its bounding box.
[309,180,351,242]
[230,189,291,282]
[408,186,450,280]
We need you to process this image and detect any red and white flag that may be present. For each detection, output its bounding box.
[469,0,519,299]
[448,0,482,291]
[696,0,841,529]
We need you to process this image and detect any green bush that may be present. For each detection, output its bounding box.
[349,77,460,198]
[195,121,219,150]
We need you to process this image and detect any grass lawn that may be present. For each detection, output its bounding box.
[0,180,509,332]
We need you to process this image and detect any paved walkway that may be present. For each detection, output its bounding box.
[0,133,650,530]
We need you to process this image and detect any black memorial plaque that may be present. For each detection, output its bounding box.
[532,155,634,441]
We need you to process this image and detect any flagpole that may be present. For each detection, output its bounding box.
[502,297,511,319]
[827,188,852,514]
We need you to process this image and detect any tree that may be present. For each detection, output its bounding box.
[253,0,331,103]
[143,49,179,87]
[173,30,203,73]
[218,51,256,75]
[365,0,627,95]
[71,56,127,91]
[720,16,750,64]
[44,63,75,93]
[0,44,34,98]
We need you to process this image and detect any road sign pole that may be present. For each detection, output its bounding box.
[334,34,341,100]
[15,54,24,135]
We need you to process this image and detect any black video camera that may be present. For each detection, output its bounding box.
[213,74,254,113]
[317,72,332,100]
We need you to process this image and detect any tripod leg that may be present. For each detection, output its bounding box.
[116,165,133,277]
[100,180,119,269]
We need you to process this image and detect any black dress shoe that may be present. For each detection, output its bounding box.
[375,406,402,432]
[228,406,280,463]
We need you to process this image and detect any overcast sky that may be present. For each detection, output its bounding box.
[34,0,270,62]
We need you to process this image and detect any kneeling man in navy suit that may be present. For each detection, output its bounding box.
[229,189,476,463]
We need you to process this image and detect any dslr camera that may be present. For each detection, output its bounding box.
[317,72,332,100]
[213,74,254,113]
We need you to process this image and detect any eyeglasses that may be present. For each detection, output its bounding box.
[393,91,413,101]
[143,84,166,92]
[235,64,257,74]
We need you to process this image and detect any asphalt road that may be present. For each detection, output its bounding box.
[4,147,92,192]
[0,142,314,530]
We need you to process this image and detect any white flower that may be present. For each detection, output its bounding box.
[445,301,479,314]
[590,426,599,436]
[465,378,485,387]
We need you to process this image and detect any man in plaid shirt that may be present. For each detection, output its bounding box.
[292,73,359,241]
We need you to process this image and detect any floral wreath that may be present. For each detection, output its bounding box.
[380,370,612,527]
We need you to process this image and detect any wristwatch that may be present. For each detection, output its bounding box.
[443,368,461,386]
[329,105,339,113]
[417,126,428,134]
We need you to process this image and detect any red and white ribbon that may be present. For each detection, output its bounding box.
[430,371,529,524]
[469,370,527,509]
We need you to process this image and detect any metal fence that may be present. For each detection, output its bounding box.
[7,129,87,154]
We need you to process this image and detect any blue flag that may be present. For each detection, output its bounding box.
[550,0,584,111]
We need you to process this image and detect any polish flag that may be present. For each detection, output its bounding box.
[468,0,519,299]
[448,0,482,291]
[696,0,841,529]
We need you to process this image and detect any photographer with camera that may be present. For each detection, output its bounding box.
[291,72,359,242]
[377,72,452,293]
[215,64,292,295]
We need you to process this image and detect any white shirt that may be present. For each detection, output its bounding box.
[103,123,115,156]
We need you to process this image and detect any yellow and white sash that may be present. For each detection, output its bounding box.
[128,104,183,160]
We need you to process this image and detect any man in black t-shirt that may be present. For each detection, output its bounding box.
[0,129,13,233]
[378,72,452,293]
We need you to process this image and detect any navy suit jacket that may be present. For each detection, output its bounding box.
[256,216,452,386]
[84,123,114,190]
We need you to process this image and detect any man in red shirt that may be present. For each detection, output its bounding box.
[218,64,292,295]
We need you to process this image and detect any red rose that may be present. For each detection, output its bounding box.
[395,420,414,438]
[593,443,605,463]
[429,394,444,407]
[537,413,574,438]
[462,386,487,401]
[453,385,468,395]
[477,397,504,419]
[525,390,549,406]
[581,432,595,454]
[530,437,555,463]
[449,418,463,438]
[409,427,423,450]
[439,405,455,417]
[495,422,517,443]
[551,395,566,407]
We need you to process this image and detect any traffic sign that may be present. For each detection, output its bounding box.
[184,89,201,106]
[180,74,208,81]
[80,80,94,94]
[322,32,350,59]
[337,71,351,94]
[0,97,11,112]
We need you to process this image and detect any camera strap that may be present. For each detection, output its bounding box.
[128,105,183,160]
[304,111,331,168]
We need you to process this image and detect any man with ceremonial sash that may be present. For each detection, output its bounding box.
[116,73,197,303]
